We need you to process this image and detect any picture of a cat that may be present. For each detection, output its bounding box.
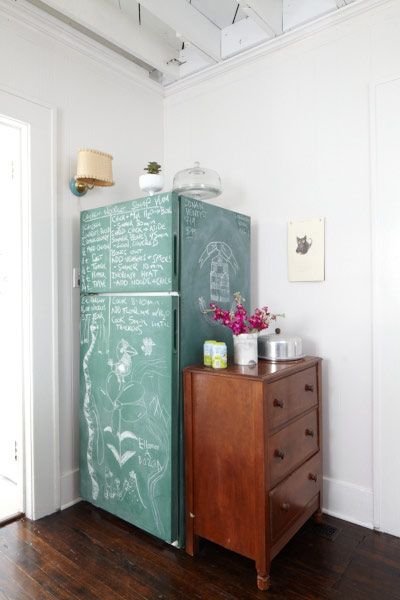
[296,235,312,255]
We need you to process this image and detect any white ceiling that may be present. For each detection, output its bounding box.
[28,0,361,85]
[189,0,248,29]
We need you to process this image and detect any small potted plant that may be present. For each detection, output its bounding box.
[139,161,164,196]
[209,292,283,366]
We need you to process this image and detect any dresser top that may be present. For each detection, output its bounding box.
[184,356,321,382]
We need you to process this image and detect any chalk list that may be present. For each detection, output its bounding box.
[110,296,171,335]
[81,195,176,293]
[235,213,251,239]
[182,197,207,239]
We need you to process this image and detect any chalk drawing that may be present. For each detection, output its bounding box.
[104,466,147,509]
[81,295,172,537]
[107,339,138,385]
[82,323,100,500]
[141,337,156,356]
[142,375,169,538]
[199,241,238,303]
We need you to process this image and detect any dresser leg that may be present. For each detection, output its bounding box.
[314,509,323,524]
[185,533,199,557]
[257,572,271,591]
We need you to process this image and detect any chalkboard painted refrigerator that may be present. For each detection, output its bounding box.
[80,192,250,545]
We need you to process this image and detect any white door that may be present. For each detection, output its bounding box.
[0,89,59,520]
[373,77,400,537]
[0,120,23,520]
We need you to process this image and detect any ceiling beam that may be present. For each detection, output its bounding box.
[27,0,180,79]
[139,0,221,62]
[238,0,283,37]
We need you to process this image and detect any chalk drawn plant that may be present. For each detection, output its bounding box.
[81,295,173,537]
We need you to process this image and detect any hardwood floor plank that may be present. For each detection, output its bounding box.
[0,521,123,600]
[66,504,239,600]
[0,547,57,600]
[28,517,170,600]
[0,503,398,599]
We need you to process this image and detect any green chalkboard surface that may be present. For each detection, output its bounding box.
[80,294,179,543]
[179,197,251,369]
[176,198,251,547]
[80,193,179,293]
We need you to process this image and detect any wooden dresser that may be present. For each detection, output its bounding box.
[183,356,322,591]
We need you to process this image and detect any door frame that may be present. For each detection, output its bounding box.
[0,85,59,520]
[370,74,400,533]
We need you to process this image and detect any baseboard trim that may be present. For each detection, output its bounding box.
[61,497,81,511]
[60,468,80,510]
[323,476,374,530]
[60,471,374,528]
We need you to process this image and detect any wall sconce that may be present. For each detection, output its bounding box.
[69,149,114,197]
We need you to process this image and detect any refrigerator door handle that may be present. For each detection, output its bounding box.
[173,234,178,278]
[173,307,178,353]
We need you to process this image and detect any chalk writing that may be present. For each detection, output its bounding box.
[80,194,175,292]
[236,213,251,238]
[182,197,207,239]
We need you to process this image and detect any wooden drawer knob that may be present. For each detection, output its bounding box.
[273,398,284,408]
[305,428,314,437]
[281,502,290,511]
[308,473,318,482]
[305,384,314,392]
[274,449,285,460]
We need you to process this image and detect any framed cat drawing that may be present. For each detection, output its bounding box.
[288,218,325,281]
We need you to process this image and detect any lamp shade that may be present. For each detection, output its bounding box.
[75,149,114,187]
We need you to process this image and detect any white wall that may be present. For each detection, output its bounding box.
[4,0,400,529]
[164,0,400,528]
[0,1,164,508]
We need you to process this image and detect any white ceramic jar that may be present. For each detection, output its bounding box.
[233,332,258,366]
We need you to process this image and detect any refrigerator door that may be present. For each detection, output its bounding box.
[80,294,179,543]
[80,193,179,294]
[179,197,251,368]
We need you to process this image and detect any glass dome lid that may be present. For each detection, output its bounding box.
[172,161,222,200]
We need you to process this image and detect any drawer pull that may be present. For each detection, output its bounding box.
[308,473,318,482]
[273,398,284,408]
[305,384,314,392]
[281,502,290,512]
[305,428,314,437]
[274,449,285,460]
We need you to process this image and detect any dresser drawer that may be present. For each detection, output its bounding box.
[269,453,321,544]
[266,366,318,430]
[268,410,319,487]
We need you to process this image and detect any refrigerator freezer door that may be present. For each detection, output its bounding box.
[80,294,179,543]
[180,198,251,369]
[80,193,179,294]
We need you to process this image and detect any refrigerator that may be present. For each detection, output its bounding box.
[80,192,251,546]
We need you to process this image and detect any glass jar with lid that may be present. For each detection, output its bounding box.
[172,161,222,200]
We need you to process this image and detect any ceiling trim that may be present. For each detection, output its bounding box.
[0,0,163,94]
[164,0,394,97]
[29,0,179,79]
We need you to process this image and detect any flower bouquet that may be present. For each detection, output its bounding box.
[209,292,283,365]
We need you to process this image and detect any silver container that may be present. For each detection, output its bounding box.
[258,331,303,361]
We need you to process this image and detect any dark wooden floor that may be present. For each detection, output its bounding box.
[0,502,399,600]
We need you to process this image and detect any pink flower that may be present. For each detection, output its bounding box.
[208,293,282,336]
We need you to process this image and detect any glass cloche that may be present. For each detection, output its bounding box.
[172,161,222,200]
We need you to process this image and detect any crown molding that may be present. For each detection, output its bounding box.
[0,0,163,95]
[164,0,394,97]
